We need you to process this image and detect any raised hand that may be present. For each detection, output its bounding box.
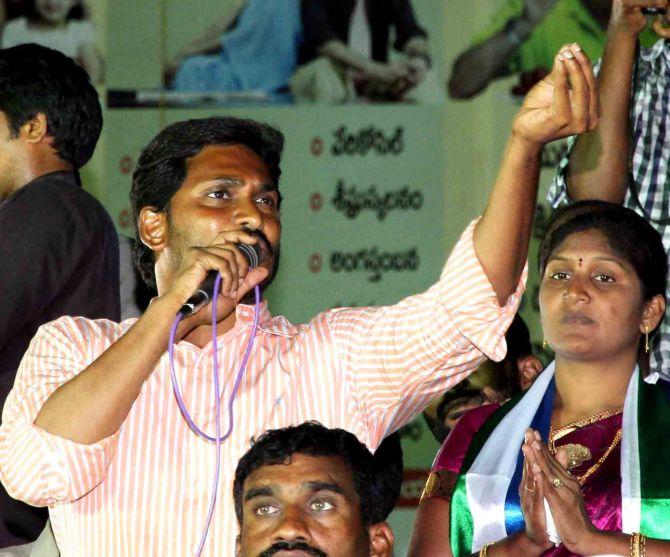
[512,43,598,147]
[609,0,669,38]
[163,228,269,331]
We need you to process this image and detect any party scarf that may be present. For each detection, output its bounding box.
[450,362,670,555]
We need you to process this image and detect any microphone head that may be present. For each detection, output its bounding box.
[238,243,261,268]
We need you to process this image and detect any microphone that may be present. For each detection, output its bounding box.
[178,243,261,317]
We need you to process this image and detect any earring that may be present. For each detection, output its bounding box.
[645,326,650,354]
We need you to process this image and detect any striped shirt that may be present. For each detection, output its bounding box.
[0,221,525,556]
[549,40,670,380]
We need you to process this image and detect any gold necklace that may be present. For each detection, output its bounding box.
[549,427,622,486]
[551,407,623,442]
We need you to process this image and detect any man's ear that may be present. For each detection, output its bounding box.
[20,113,49,144]
[369,522,394,557]
[138,206,168,254]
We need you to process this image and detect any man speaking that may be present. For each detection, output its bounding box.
[0,46,597,555]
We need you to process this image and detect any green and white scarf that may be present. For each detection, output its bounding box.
[450,362,670,556]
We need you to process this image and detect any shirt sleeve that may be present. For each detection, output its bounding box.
[326,219,527,447]
[0,318,120,507]
[547,58,603,208]
[0,185,89,353]
[390,0,428,52]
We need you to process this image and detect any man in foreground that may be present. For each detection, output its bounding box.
[0,44,596,554]
[234,422,397,556]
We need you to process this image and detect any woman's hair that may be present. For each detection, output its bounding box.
[539,200,667,302]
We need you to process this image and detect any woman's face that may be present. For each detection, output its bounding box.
[35,0,75,24]
[539,229,648,362]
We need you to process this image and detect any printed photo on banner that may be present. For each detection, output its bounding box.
[0,0,103,84]
[106,0,444,108]
[446,0,660,100]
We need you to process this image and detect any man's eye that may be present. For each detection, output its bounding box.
[310,499,334,512]
[207,190,230,199]
[254,504,279,516]
[256,195,276,207]
[550,272,570,280]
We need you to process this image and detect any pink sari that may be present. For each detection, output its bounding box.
[431,404,623,556]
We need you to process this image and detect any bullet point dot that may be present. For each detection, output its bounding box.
[310,137,324,156]
[309,193,324,212]
[119,155,133,174]
[309,253,323,273]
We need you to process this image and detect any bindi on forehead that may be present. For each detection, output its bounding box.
[578,258,583,268]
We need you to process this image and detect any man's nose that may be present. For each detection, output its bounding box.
[233,199,262,230]
[273,506,311,542]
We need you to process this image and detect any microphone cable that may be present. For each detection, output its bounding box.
[168,274,260,556]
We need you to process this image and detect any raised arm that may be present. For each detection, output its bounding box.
[474,43,598,305]
[327,46,598,448]
[448,0,558,99]
[566,0,670,203]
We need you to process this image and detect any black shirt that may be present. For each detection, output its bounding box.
[299,0,428,65]
[0,171,120,546]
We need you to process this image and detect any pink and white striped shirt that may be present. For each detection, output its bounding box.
[0,221,525,556]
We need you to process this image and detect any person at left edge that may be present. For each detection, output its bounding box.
[0,44,597,555]
[0,44,119,548]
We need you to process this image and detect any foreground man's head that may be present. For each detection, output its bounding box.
[234,422,395,557]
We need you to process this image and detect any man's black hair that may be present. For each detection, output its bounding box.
[371,432,403,522]
[505,314,533,363]
[0,43,102,169]
[233,422,402,527]
[130,116,284,288]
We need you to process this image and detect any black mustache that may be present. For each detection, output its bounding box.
[242,227,273,259]
[257,541,327,557]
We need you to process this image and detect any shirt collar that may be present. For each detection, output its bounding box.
[236,300,296,338]
[236,300,271,325]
